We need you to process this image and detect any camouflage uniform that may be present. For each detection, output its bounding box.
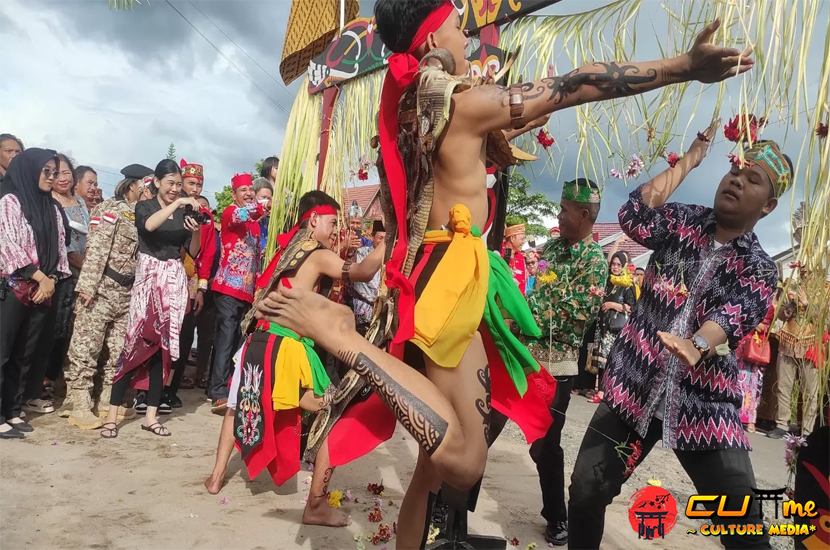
[64,198,138,428]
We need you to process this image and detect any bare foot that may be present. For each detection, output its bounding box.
[747,423,756,433]
[302,497,352,527]
[204,471,225,495]
[256,287,355,350]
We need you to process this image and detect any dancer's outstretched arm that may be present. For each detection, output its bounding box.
[457,20,753,136]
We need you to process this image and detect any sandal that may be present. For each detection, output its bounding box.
[101,422,119,439]
[195,375,209,389]
[141,422,171,437]
[23,398,55,413]
[589,393,604,404]
[179,375,195,390]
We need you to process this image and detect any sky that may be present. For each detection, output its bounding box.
[0,0,825,257]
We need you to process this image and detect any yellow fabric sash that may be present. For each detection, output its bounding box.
[273,337,313,411]
[411,204,489,368]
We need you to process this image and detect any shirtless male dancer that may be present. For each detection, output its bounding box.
[257,1,754,547]
[205,191,384,527]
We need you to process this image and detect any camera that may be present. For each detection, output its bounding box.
[183,205,212,225]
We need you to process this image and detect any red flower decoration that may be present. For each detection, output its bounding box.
[817,122,828,139]
[727,153,753,168]
[368,509,383,522]
[696,131,711,143]
[509,537,520,546]
[367,482,385,495]
[647,127,656,142]
[371,524,393,544]
[357,168,369,181]
[723,115,765,143]
[623,441,643,478]
[536,129,555,149]
[667,152,679,168]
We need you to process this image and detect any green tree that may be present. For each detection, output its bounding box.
[213,185,234,222]
[166,142,177,161]
[505,171,559,238]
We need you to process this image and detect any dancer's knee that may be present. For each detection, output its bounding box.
[432,443,487,490]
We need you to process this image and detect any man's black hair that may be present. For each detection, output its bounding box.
[297,190,341,228]
[374,0,448,53]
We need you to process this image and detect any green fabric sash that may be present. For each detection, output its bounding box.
[261,322,331,396]
[472,227,542,396]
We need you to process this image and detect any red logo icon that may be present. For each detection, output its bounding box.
[628,486,679,540]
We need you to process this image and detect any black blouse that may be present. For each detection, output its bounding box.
[134,198,191,261]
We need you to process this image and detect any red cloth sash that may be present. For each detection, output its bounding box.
[379,1,456,347]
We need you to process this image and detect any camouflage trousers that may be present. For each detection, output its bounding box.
[65,278,131,392]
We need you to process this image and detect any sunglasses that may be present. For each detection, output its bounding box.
[42,167,60,179]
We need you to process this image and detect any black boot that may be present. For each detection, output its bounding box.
[544,521,568,546]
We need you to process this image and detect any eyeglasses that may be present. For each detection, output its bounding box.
[42,168,60,180]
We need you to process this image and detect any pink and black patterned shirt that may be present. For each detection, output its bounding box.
[601,185,777,451]
[0,194,70,279]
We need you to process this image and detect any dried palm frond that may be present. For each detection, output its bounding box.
[108,0,145,10]
[264,78,323,262]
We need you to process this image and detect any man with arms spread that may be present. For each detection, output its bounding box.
[568,130,789,549]
[256,2,754,547]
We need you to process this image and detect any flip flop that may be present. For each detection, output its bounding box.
[141,422,171,437]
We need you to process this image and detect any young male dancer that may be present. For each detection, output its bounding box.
[258,1,754,546]
[204,191,383,527]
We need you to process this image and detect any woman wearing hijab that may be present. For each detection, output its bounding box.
[587,251,637,403]
[100,159,202,438]
[0,148,70,438]
[26,154,91,412]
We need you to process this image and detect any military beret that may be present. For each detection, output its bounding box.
[120,163,153,180]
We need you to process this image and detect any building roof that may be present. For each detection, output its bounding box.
[592,222,650,262]
[342,184,380,216]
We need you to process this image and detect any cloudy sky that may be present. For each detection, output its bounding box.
[1,0,825,257]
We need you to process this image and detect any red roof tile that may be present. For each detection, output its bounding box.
[342,184,379,215]
[592,222,651,261]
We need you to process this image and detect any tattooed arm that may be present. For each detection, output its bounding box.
[455,20,753,135]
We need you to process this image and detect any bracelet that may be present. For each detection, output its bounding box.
[198,279,208,291]
[509,80,525,130]
[342,261,353,284]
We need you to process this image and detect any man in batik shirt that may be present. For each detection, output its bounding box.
[350,220,385,336]
[568,130,789,549]
[524,178,607,545]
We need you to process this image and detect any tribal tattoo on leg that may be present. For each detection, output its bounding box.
[475,365,492,443]
[316,467,335,498]
[339,351,449,456]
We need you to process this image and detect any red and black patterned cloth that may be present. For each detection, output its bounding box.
[602,185,778,451]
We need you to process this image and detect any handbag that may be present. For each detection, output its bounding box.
[741,331,770,365]
[8,278,51,308]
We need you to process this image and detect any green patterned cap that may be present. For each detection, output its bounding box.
[562,179,601,204]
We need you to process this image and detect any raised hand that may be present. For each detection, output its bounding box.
[685,19,754,83]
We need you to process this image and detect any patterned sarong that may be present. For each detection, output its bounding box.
[115,252,188,389]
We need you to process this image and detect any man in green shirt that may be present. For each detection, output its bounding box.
[525,178,608,545]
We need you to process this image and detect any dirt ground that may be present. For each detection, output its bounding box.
[1,388,790,550]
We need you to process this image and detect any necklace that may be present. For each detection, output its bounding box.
[53,193,77,207]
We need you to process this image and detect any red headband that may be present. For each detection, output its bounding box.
[379,1,456,345]
[231,173,252,190]
[256,205,339,289]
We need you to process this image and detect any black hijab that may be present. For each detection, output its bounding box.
[2,148,62,275]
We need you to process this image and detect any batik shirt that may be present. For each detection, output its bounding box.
[602,185,777,451]
[212,203,264,303]
[525,235,607,376]
[347,244,381,326]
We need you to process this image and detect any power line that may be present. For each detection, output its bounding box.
[164,0,291,117]
[185,0,296,102]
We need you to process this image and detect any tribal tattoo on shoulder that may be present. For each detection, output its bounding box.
[338,351,449,456]
[518,62,659,104]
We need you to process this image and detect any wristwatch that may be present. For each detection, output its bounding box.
[690,334,709,366]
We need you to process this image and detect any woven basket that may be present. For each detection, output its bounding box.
[280,0,359,85]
